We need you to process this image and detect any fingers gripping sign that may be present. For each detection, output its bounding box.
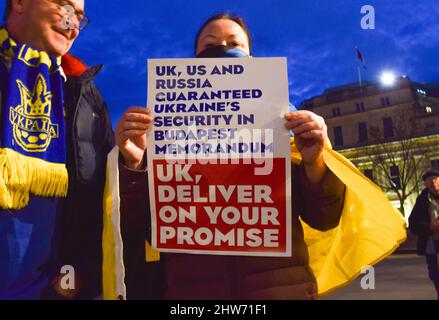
[284,110,329,183]
[284,110,328,163]
[116,107,153,169]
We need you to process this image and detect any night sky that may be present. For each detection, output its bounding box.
[2,0,438,124]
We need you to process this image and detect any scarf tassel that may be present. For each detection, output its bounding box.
[0,148,68,210]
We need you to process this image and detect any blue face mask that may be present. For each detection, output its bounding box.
[196,45,249,58]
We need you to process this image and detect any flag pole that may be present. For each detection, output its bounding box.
[355,47,365,92]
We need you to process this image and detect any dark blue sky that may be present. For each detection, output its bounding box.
[2,0,438,124]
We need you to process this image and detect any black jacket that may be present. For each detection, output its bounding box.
[57,61,115,298]
[409,189,436,255]
[0,54,115,298]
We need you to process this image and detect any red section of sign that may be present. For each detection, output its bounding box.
[152,158,287,254]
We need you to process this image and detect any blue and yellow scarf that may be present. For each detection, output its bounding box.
[0,28,68,210]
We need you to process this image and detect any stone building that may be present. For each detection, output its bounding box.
[301,76,439,221]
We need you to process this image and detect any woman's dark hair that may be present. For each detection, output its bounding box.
[4,0,12,21]
[194,12,252,55]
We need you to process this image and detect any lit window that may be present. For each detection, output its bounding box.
[390,165,401,189]
[426,106,432,113]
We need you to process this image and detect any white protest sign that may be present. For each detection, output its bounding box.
[147,57,292,256]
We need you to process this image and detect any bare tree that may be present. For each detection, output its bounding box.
[367,114,431,216]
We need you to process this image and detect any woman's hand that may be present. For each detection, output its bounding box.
[284,110,328,184]
[115,107,152,170]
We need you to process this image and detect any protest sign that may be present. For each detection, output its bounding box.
[147,58,292,256]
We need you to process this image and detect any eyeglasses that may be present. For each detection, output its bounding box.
[76,15,90,31]
[52,0,91,31]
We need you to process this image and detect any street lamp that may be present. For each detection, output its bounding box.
[380,71,396,86]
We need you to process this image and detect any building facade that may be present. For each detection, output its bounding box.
[301,76,439,221]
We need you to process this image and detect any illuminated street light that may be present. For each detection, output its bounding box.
[380,71,396,86]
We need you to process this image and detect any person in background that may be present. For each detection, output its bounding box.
[409,167,439,300]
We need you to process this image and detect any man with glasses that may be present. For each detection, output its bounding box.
[409,168,439,300]
[0,0,114,299]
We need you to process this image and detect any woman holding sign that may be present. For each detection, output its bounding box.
[105,13,405,300]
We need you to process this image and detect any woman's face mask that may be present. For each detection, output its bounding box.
[196,45,249,58]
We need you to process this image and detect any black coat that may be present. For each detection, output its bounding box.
[409,189,434,255]
[56,64,115,298]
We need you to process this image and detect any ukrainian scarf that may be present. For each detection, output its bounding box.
[0,28,68,210]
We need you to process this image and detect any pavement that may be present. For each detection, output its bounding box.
[323,230,438,300]
[323,253,437,300]
[394,229,418,255]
